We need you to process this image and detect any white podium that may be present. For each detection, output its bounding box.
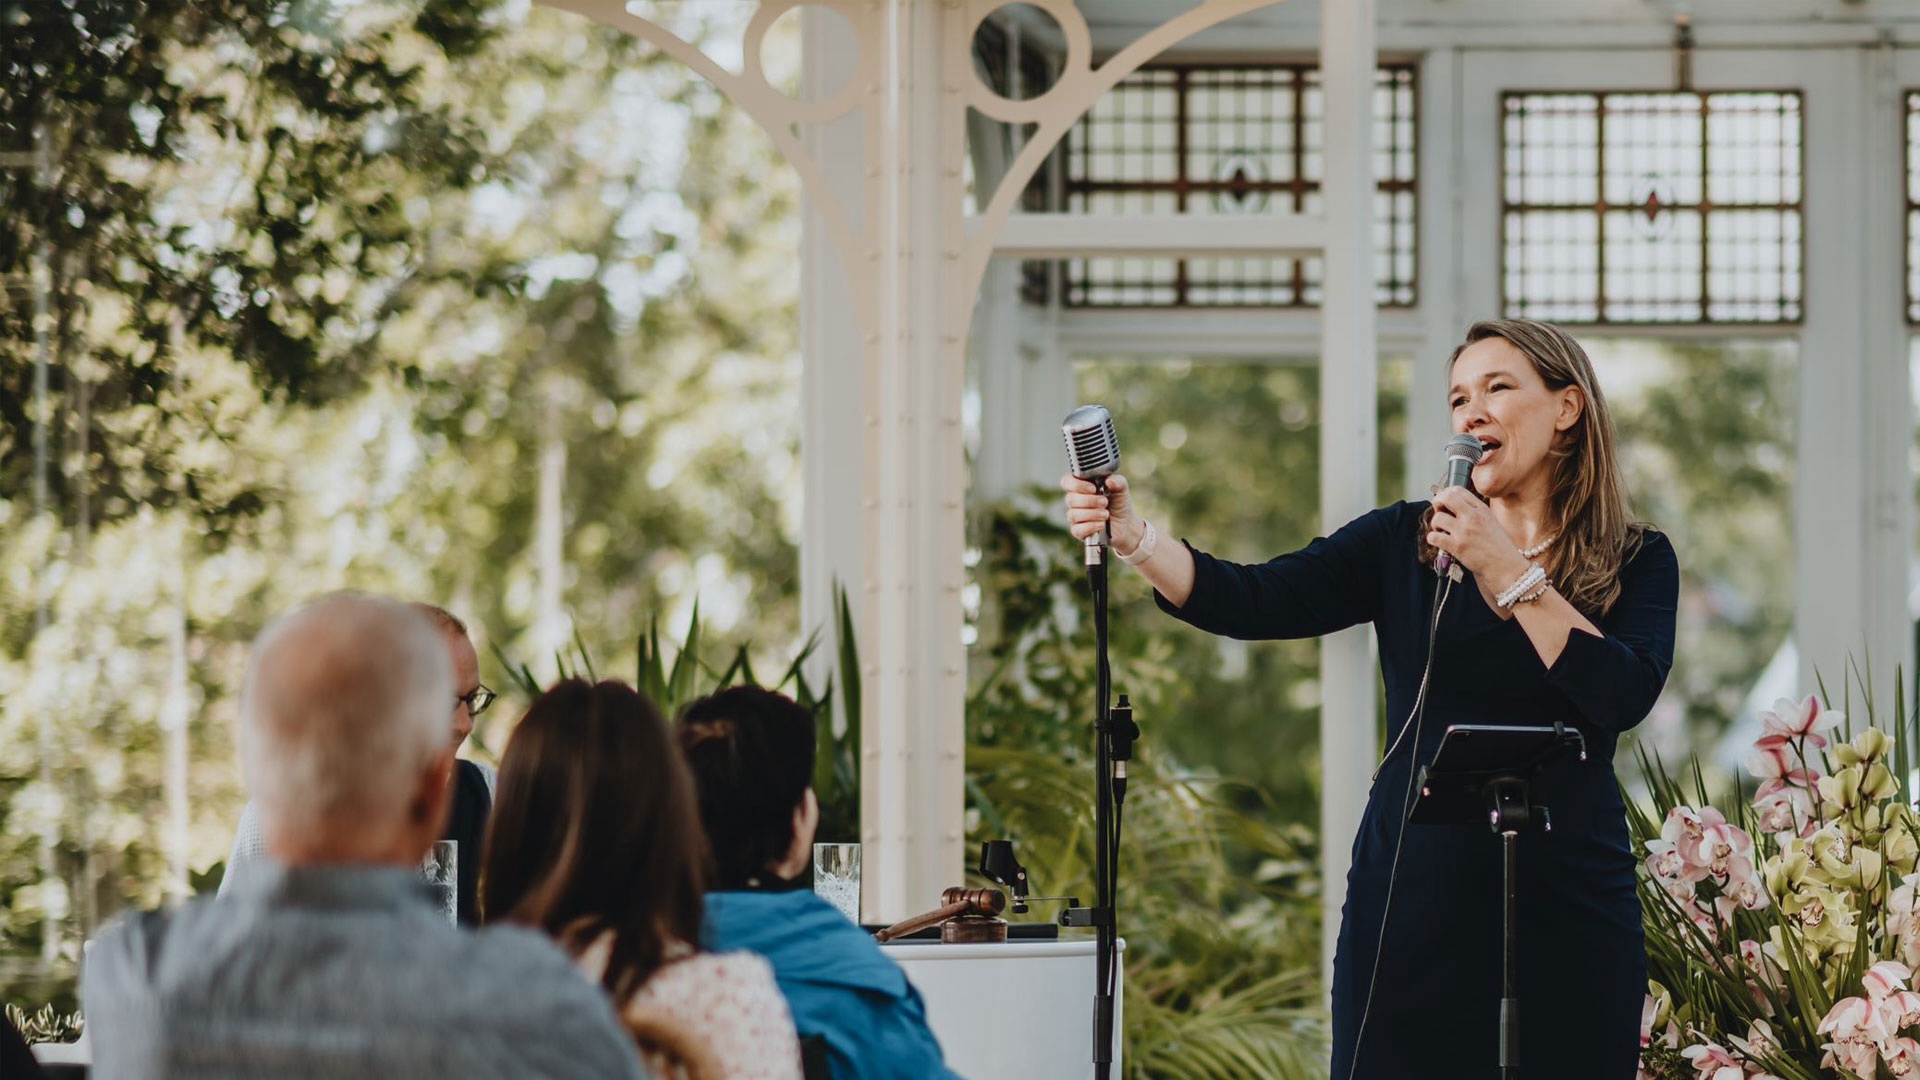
[884,937,1125,1079]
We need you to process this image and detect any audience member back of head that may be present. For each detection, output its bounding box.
[82,593,647,1080]
[484,678,801,1077]
[679,685,960,1080]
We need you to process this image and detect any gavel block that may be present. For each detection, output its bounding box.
[876,887,1009,944]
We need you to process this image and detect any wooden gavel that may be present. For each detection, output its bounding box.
[875,887,1007,943]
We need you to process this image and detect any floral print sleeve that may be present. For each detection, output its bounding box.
[628,950,803,1080]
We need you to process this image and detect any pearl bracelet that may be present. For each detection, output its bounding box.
[1496,564,1548,609]
[1118,519,1159,566]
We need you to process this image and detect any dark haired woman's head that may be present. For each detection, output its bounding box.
[676,685,819,890]
[481,678,706,998]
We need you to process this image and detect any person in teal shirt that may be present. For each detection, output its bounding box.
[679,686,963,1080]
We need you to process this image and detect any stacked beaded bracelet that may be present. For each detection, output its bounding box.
[1118,519,1159,566]
[1495,564,1550,609]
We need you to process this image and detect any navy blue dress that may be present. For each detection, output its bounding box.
[1156,501,1677,1080]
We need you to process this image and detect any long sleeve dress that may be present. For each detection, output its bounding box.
[1157,500,1678,1080]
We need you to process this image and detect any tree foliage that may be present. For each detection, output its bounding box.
[0,0,499,531]
[0,0,802,1006]
[1604,339,1797,746]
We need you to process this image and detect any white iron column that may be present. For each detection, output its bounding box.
[799,9,869,675]
[1861,44,1917,700]
[1407,46,1463,501]
[1794,48,1911,696]
[1318,0,1378,995]
[863,0,968,921]
[972,262,1074,501]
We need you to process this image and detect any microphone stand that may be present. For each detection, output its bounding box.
[1062,484,1141,1080]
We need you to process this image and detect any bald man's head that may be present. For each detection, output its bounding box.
[239,594,453,848]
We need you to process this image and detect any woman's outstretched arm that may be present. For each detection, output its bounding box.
[1061,473,1197,606]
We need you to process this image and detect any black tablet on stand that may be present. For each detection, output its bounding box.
[1408,723,1586,1080]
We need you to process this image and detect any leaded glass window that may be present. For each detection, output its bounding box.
[1502,90,1803,325]
[1047,63,1418,309]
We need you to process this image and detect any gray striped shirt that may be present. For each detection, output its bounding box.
[83,862,648,1080]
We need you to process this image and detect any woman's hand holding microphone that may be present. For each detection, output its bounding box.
[1060,473,1196,605]
[1060,473,1145,552]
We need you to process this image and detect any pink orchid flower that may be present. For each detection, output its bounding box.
[1646,838,1710,895]
[1747,735,1800,781]
[1668,805,1726,840]
[1882,989,1920,1032]
[1754,773,1819,835]
[1738,941,1785,1011]
[1760,694,1841,747]
[1645,838,1687,881]
[1692,822,1755,883]
[1729,1018,1778,1059]
[1895,876,1920,925]
[1888,1037,1920,1077]
[1639,994,1657,1048]
[1658,806,1726,866]
[1684,897,1721,944]
[1679,1041,1744,1080]
[1822,1037,1882,1079]
[1822,995,1895,1046]
[1724,868,1770,913]
[1867,961,1916,1000]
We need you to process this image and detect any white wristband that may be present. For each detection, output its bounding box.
[1117,519,1159,565]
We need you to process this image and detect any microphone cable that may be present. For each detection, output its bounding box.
[1346,567,1453,1080]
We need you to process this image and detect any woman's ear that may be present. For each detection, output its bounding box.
[1554,385,1585,432]
[794,789,820,849]
[773,789,822,880]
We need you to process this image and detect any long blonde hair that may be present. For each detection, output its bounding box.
[1417,319,1647,618]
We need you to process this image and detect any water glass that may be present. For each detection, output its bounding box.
[813,842,861,924]
[421,840,458,925]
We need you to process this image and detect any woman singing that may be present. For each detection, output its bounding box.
[1063,319,1678,1079]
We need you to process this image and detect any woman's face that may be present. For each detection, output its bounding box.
[1448,336,1581,501]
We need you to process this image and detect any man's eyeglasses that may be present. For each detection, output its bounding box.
[458,685,497,717]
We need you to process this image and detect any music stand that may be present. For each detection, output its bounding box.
[1408,723,1586,1080]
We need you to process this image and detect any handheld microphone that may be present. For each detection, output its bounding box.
[1062,405,1121,484]
[1433,434,1483,576]
[1063,406,1121,565]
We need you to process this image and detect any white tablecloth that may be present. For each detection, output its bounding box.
[884,937,1125,1079]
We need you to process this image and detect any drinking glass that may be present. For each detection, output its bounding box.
[813,842,861,924]
[421,840,458,925]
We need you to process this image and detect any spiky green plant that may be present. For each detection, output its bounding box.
[5,1001,83,1045]
[493,585,861,843]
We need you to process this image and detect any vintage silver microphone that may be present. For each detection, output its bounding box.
[1434,433,1484,576]
[1062,405,1121,566]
